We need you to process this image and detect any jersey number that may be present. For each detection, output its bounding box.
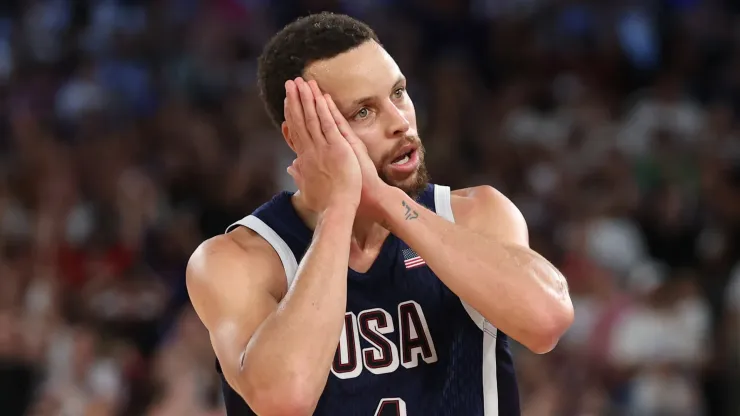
[374,398,407,416]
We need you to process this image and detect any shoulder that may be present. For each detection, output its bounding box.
[449,185,528,245]
[449,185,526,227]
[186,227,287,301]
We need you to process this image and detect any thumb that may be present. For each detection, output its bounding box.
[286,159,299,178]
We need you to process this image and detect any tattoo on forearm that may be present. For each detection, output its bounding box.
[402,201,419,221]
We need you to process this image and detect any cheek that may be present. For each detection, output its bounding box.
[400,100,418,129]
[368,146,388,167]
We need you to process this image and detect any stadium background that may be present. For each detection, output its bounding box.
[0,0,739,415]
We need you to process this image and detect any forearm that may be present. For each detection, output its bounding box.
[380,188,571,352]
[243,205,356,406]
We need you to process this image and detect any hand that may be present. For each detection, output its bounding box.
[321,94,391,221]
[284,78,362,213]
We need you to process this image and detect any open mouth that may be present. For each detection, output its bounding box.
[386,146,420,174]
[391,149,414,165]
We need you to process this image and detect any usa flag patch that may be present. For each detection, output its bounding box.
[402,247,425,269]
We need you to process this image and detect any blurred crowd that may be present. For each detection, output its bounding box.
[0,0,739,415]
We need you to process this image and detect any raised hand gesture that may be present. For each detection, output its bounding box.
[284,78,362,213]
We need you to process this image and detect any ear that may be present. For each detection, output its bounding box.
[281,121,296,153]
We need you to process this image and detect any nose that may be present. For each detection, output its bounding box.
[385,103,410,138]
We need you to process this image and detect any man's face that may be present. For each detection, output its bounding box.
[299,41,428,197]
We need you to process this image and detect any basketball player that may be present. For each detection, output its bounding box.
[187,12,573,416]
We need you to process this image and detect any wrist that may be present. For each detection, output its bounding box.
[319,201,359,224]
[326,188,361,211]
[373,186,409,226]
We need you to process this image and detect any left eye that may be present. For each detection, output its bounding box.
[393,88,405,99]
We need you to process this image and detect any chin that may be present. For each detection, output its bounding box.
[385,167,429,199]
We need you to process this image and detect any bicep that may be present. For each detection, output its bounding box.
[186,236,284,394]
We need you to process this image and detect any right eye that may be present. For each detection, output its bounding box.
[354,107,370,120]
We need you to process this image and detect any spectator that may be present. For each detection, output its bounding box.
[0,1,738,414]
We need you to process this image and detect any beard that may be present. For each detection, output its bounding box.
[378,138,430,199]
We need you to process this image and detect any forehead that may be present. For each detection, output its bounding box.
[304,41,402,107]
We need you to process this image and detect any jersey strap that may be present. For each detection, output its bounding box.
[226,215,299,287]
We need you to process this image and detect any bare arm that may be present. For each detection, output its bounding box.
[379,185,573,353]
[187,205,357,415]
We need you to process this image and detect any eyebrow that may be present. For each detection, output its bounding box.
[342,75,407,112]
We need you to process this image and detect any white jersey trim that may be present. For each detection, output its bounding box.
[226,215,298,287]
[433,184,500,416]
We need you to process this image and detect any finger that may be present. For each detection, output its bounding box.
[287,158,300,178]
[325,94,360,144]
[307,81,341,143]
[285,80,313,150]
[287,165,301,189]
[287,164,297,179]
[307,80,325,104]
[313,92,344,146]
[283,97,303,154]
[325,94,371,158]
[296,78,327,145]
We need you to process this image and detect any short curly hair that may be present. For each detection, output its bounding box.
[257,12,380,127]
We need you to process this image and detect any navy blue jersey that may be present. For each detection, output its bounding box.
[218,184,520,415]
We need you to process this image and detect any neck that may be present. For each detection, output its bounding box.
[292,192,390,251]
[351,215,390,251]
